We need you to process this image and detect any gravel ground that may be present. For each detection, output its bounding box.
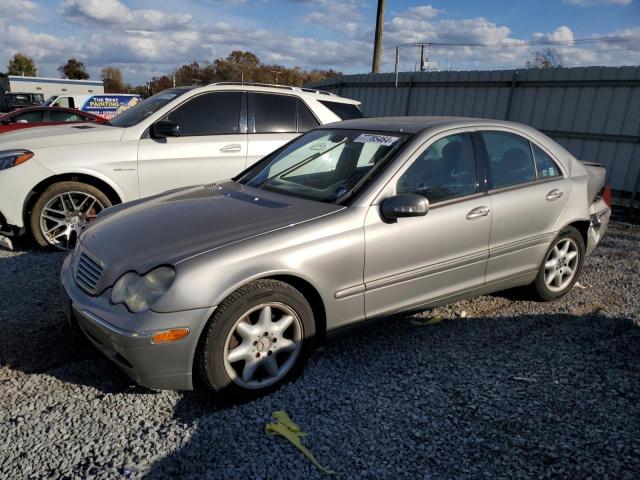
[1,222,639,479]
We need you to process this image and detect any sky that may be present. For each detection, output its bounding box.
[0,0,638,85]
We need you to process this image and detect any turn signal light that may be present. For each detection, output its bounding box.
[151,328,189,344]
[15,152,34,166]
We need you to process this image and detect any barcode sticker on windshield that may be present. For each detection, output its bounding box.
[354,134,399,146]
[157,93,178,100]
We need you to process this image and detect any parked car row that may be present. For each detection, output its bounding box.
[0,82,611,402]
[0,106,106,134]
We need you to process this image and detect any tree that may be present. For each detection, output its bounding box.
[7,53,37,76]
[101,66,125,93]
[149,75,173,95]
[59,58,89,79]
[526,48,563,69]
[173,62,201,86]
[144,50,342,90]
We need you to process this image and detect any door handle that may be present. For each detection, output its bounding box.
[220,143,242,153]
[466,206,490,220]
[546,189,563,201]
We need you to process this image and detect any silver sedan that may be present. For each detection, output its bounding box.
[60,116,611,400]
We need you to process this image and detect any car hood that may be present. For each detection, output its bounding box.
[78,181,343,289]
[0,123,123,149]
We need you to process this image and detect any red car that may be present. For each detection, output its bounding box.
[0,106,106,134]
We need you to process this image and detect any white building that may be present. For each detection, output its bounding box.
[0,75,104,102]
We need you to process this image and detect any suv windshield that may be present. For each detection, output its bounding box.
[108,88,192,127]
[238,129,409,203]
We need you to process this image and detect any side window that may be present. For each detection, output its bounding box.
[297,99,319,132]
[318,100,364,120]
[54,97,72,109]
[167,92,241,136]
[532,143,561,179]
[49,111,81,122]
[481,131,536,189]
[397,133,477,203]
[14,111,44,123]
[253,93,297,133]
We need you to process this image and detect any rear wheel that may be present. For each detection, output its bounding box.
[30,181,110,250]
[199,279,315,401]
[532,226,585,301]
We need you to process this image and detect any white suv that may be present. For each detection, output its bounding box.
[0,83,362,249]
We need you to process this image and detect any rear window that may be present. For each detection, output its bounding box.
[319,100,364,120]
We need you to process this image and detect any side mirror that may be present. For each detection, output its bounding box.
[0,118,10,125]
[381,194,429,221]
[151,120,180,138]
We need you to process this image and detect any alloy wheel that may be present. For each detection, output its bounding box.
[39,191,104,250]
[544,238,580,292]
[223,302,303,389]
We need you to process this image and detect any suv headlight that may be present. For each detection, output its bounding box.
[110,266,176,313]
[0,150,33,171]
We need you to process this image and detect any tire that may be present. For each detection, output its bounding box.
[198,279,315,401]
[532,226,585,301]
[30,181,111,250]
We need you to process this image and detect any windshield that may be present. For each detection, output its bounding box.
[238,129,409,203]
[44,96,57,106]
[108,88,191,127]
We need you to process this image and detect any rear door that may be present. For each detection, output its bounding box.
[477,129,571,283]
[246,93,319,167]
[137,91,248,197]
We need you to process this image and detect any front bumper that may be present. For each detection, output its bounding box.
[60,254,216,390]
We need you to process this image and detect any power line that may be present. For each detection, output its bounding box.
[395,35,640,49]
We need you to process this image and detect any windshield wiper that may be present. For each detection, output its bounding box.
[255,138,350,190]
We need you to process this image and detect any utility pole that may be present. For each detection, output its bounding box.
[372,0,385,73]
[420,44,425,72]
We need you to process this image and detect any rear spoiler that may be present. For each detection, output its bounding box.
[581,161,606,203]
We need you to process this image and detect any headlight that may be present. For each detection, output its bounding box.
[0,150,34,171]
[110,266,176,313]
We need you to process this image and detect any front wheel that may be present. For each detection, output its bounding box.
[532,226,585,301]
[30,181,111,250]
[198,279,315,401]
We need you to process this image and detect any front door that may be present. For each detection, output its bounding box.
[364,131,492,318]
[137,91,247,197]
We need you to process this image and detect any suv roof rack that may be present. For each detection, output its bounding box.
[209,82,336,96]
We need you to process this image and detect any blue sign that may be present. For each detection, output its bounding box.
[79,95,141,119]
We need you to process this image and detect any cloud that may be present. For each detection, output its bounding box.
[532,26,575,43]
[1,2,639,83]
[61,0,193,32]
[563,0,633,6]
[0,0,39,21]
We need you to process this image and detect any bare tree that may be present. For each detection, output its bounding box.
[527,48,563,69]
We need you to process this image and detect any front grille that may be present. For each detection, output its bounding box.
[74,251,105,295]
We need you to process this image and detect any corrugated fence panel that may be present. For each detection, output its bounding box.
[310,66,640,206]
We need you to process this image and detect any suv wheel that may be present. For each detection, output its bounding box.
[532,226,585,301]
[199,279,315,401]
[30,181,111,250]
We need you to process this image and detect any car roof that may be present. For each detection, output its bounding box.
[326,116,531,134]
[186,82,360,105]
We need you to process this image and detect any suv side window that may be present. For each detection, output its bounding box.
[397,133,477,203]
[532,143,562,178]
[252,93,297,133]
[166,92,241,136]
[481,131,536,189]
